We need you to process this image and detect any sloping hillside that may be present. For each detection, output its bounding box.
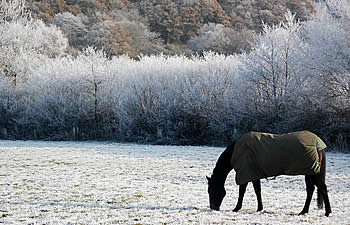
[27,0,316,55]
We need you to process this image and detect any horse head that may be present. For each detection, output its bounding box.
[207,175,226,210]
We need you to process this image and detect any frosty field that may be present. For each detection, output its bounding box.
[1,141,349,224]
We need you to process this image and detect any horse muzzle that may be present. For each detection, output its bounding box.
[210,206,220,211]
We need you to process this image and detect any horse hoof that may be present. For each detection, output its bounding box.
[298,211,308,216]
[233,207,241,212]
[325,210,331,217]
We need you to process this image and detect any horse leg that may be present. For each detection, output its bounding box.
[253,179,263,211]
[299,175,315,215]
[233,183,248,212]
[311,175,332,217]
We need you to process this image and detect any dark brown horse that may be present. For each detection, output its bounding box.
[207,131,332,216]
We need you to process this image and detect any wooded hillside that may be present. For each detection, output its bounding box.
[26,0,316,56]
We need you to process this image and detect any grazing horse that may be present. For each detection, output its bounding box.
[207,131,332,217]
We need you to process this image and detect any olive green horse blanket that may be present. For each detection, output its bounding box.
[231,131,326,185]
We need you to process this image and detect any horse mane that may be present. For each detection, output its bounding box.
[211,141,235,184]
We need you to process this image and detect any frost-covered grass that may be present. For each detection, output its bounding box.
[1,141,349,224]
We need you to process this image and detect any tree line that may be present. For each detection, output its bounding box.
[0,0,349,150]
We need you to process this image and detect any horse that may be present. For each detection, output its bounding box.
[207,131,332,217]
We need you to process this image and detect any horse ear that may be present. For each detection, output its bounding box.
[206,176,211,182]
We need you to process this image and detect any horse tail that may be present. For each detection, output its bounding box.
[317,149,326,209]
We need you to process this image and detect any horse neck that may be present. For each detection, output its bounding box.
[212,144,234,185]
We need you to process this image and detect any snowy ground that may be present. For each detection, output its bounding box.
[1,141,349,224]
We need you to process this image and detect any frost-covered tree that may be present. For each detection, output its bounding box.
[301,0,350,138]
[26,47,120,139]
[108,52,242,143]
[302,0,350,103]
[0,0,29,23]
[239,12,308,131]
[0,0,68,83]
[187,23,254,54]
[0,0,68,138]
[87,20,136,57]
[120,19,166,56]
[50,12,88,51]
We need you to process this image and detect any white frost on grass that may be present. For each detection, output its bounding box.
[0,141,349,224]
